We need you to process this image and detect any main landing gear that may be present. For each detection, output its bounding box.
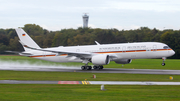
[81,65,104,70]
[161,57,166,66]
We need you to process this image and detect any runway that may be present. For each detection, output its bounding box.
[1,66,180,75]
[1,65,180,85]
[1,80,180,85]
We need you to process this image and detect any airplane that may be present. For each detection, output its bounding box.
[8,28,175,70]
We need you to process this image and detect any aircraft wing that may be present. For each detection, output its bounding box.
[36,48,92,58]
[20,41,118,60]
[22,43,92,59]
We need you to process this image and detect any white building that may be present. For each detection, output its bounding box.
[82,14,89,28]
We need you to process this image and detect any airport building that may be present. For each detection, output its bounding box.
[82,14,89,28]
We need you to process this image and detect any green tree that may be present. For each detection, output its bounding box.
[0,43,7,54]
[8,37,23,51]
[0,34,9,45]
[23,24,44,36]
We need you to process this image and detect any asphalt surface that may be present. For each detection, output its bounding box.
[1,80,180,85]
[1,67,180,75]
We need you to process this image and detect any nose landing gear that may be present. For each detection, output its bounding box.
[162,57,166,66]
[162,63,165,66]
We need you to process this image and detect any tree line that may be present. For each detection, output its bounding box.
[0,24,180,59]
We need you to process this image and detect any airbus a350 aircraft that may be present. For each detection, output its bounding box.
[8,28,175,70]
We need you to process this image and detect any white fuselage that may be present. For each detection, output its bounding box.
[24,42,175,63]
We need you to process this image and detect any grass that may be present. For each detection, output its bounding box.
[0,85,180,101]
[0,70,180,82]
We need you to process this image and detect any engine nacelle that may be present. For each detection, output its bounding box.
[91,54,110,65]
[114,59,132,64]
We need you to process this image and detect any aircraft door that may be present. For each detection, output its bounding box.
[122,46,126,53]
[146,47,151,52]
[153,45,157,52]
[146,47,151,58]
[43,52,46,57]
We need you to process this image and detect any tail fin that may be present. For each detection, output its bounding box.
[15,28,41,51]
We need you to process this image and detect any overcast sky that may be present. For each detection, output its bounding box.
[0,0,180,31]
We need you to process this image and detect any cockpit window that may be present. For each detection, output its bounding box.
[163,46,170,49]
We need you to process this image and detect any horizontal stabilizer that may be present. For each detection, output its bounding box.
[5,51,32,56]
[5,51,21,54]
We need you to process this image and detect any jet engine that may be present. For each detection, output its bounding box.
[91,54,110,65]
[114,59,132,64]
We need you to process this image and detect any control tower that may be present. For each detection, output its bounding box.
[82,13,89,28]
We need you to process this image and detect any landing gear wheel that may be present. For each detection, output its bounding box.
[81,66,92,70]
[162,57,166,66]
[81,66,86,70]
[93,66,98,70]
[95,65,104,70]
[99,65,104,69]
[162,63,165,66]
[87,66,92,70]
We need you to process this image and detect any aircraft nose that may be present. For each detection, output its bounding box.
[171,50,175,55]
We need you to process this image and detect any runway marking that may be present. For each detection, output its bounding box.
[81,81,90,85]
[58,81,80,84]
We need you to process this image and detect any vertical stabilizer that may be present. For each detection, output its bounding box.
[15,28,41,51]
